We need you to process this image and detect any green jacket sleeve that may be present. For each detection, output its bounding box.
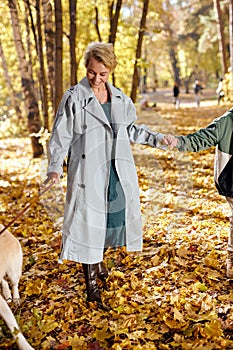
[176,120,222,152]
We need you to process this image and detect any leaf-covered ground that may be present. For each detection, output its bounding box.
[0,103,233,350]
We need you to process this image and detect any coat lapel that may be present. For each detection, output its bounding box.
[77,77,125,128]
[84,98,110,126]
[77,77,109,126]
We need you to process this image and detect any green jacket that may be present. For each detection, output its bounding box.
[177,108,233,197]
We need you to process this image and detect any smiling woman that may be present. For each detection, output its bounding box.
[84,43,117,104]
[86,58,109,104]
[46,42,167,309]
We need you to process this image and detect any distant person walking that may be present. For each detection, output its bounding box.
[193,80,203,107]
[216,78,224,105]
[173,82,180,109]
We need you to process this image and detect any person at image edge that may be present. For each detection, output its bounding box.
[163,109,233,279]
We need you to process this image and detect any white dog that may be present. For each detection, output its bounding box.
[0,224,34,350]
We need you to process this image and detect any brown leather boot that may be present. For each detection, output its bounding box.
[97,262,108,283]
[82,263,103,308]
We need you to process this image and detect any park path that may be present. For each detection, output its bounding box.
[139,87,219,109]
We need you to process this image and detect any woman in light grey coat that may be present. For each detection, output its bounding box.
[47,42,166,308]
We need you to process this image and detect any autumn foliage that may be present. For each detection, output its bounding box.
[0,104,233,349]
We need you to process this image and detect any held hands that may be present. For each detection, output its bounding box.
[162,134,179,148]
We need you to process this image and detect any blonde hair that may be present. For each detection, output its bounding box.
[84,42,118,71]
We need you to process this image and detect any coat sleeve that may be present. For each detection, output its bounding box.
[176,118,222,152]
[126,99,167,149]
[128,123,167,149]
[47,91,74,175]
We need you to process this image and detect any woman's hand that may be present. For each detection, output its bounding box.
[46,172,61,184]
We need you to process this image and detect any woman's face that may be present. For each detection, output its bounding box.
[86,57,110,89]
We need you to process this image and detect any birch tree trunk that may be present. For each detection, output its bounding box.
[24,1,34,80]
[69,0,77,86]
[42,0,55,111]
[36,0,49,130]
[130,0,149,103]
[54,0,63,113]
[213,0,227,75]
[0,40,22,121]
[8,0,43,158]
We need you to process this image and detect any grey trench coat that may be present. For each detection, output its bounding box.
[48,77,166,264]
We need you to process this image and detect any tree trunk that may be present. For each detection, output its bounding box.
[130,0,149,103]
[42,0,55,111]
[24,0,39,101]
[42,0,54,111]
[69,0,77,86]
[169,45,180,85]
[36,0,49,131]
[8,0,43,158]
[108,0,122,86]
[0,40,22,120]
[24,0,35,81]
[108,0,122,44]
[94,6,102,42]
[54,0,63,114]
[213,0,228,75]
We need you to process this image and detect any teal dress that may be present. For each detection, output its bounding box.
[101,103,126,248]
